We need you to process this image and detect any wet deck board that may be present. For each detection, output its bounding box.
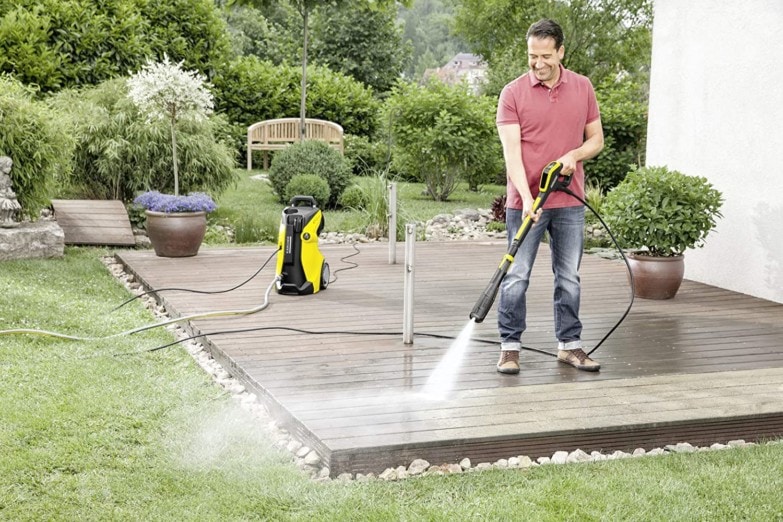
[116,242,783,475]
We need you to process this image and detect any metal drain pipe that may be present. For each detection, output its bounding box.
[388,182,397,264]
[402,223,416,344]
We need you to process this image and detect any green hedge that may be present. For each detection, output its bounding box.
[0,76,73,217]
[0,0,231,92]
[212,56,380,160]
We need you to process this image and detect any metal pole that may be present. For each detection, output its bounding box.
[388,182,397,264]
[403,223,416,344]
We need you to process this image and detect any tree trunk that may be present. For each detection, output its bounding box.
[171,120,179,196]
[300,8,308,140]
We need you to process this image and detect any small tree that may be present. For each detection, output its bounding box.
[385,79,502,200]
[127,57,214,196]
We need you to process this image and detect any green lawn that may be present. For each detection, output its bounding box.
[1,225,782,519]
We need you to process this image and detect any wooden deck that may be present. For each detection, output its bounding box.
[116,241,783,476]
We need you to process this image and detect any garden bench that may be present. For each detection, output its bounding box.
[246,118,344,171]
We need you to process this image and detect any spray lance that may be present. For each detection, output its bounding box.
[470,161,572,323]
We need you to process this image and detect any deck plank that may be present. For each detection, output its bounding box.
[52,199,135,246]
[115,242,783,475]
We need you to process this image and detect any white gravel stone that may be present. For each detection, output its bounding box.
[495,458,509,468]
[518,456,533,468]
[379,468,397,481]
[446,463,462,474]
[303,450,321,466]
[566,449,591,463]
[408,458,430,475]
[459,458,472,470]
[551,451,568,464]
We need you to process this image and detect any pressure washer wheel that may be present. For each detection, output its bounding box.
[321,262,330,290]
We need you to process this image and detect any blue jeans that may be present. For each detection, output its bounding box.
[498,206,584,350]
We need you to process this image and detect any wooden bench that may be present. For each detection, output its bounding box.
[51,199,135,246]
[247,118,344,171]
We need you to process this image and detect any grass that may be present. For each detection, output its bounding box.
[208,169,506,244]
[1,191,782,519]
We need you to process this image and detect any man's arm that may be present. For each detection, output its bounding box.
[556,118,605,175]
[497,123,538,219]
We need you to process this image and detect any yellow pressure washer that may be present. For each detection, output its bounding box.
[275,195,330,295]
[470,161,570,322]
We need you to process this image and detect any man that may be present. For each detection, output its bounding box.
[495,18,604,374]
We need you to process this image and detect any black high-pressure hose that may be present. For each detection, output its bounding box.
[136,178,634,360]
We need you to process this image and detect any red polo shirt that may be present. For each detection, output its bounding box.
[496,65,600,209]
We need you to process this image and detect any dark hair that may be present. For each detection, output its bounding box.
[526,19,564,49]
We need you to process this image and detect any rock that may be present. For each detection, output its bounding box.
[0,221,64,261]
[632,448,646,457]
[408,458,430,476]
[336,473,353,482]
[518,456,533,468]
[566,449,591,463]
[454,208,481,222]
[445,463,462,474]
[296,446,311,458]
[286,440,302,453]
[665,442,695,454]
[551,451,568,464]
[459,458,472,470]
[537,457,551,465]
[495,458,509,468]
[303,450,321,466]
[508,457,520,467]
[475,462,492,470]
[379,468,397,481]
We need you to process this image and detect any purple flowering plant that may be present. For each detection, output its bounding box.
[134,191,217,213]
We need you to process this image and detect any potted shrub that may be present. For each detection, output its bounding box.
[602,165,723,299]
[127,56,216,257]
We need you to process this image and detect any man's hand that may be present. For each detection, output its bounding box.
[556,152,578,176]
[523,195,542,223]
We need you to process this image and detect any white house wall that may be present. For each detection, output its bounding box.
[647,0,783,303]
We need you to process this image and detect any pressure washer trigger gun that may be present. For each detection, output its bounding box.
[469,161,564,323]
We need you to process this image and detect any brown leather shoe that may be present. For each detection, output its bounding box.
[496,350,520,374]
[557,348,600,371]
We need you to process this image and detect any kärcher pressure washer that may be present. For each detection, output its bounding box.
[470,161,570,322]
[275,195,330,295]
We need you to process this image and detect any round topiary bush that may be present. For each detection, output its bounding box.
[284,174,331,208]
[338,184,367,210]
[268,140,352,208]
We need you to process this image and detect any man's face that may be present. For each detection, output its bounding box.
[527,36,564,86]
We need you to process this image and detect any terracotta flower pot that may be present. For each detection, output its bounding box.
[144,210,207,257]
[626,253,685,300]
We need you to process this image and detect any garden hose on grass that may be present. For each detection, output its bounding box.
[0,272,281,342]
